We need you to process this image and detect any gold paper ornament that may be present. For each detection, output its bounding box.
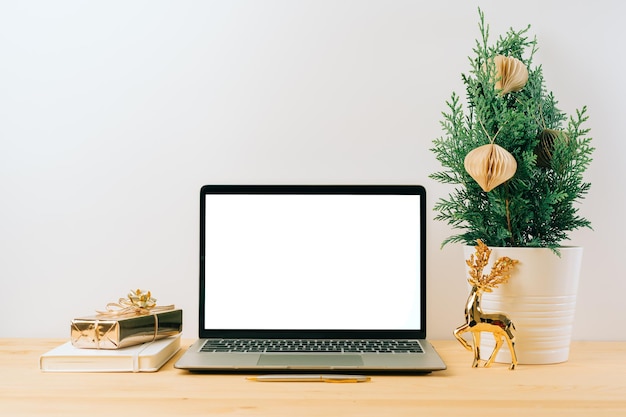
[535,129,569,168]
[464,143,517,192]
[493,55,528,95]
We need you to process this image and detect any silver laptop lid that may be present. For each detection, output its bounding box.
[199,185,427,340]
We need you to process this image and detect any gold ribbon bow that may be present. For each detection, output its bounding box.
[96,289,175,318]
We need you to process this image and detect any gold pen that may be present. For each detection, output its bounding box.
[246,374,371,383]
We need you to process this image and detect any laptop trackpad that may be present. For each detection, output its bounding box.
[258,354,364,367]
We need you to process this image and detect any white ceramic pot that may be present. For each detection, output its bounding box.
[462,246,583,365]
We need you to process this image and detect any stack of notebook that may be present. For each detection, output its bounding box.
[39,335,180,373]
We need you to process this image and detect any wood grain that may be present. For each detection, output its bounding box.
[2,339,625,416]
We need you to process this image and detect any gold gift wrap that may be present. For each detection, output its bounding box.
[71,309,183,349]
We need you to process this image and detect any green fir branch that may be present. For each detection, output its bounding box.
[429,8,593,249]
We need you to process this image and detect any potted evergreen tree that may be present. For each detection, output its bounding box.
[430,10,594,364]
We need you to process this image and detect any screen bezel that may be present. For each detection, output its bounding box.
[198,185,427,340]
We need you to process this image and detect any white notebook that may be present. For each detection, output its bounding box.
[40,335,180,373]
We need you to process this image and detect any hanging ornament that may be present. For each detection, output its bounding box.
[535,129,569,168]
[493,55,528,95]
[464,143,517,192]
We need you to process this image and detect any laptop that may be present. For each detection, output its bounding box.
[175,185,446,373]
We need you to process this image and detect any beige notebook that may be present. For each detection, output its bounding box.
[40,335,180,372]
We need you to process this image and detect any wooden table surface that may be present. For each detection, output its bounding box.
[2,338,625,416]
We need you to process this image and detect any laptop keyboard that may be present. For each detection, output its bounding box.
[200,339,424,354]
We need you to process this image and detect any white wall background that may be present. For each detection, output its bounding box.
[1,0,624,341]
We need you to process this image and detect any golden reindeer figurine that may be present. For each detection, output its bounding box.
[454,240,519,370]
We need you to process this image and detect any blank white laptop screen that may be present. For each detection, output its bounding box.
[203,193,421,331]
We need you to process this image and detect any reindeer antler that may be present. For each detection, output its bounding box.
[467,240,519,292]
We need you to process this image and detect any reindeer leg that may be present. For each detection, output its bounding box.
[471,332,481,368]
[454,324,472,351]
[505,336,518,370]
[485,333,503,368]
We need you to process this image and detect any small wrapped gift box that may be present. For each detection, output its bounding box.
[70,290,183,349]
